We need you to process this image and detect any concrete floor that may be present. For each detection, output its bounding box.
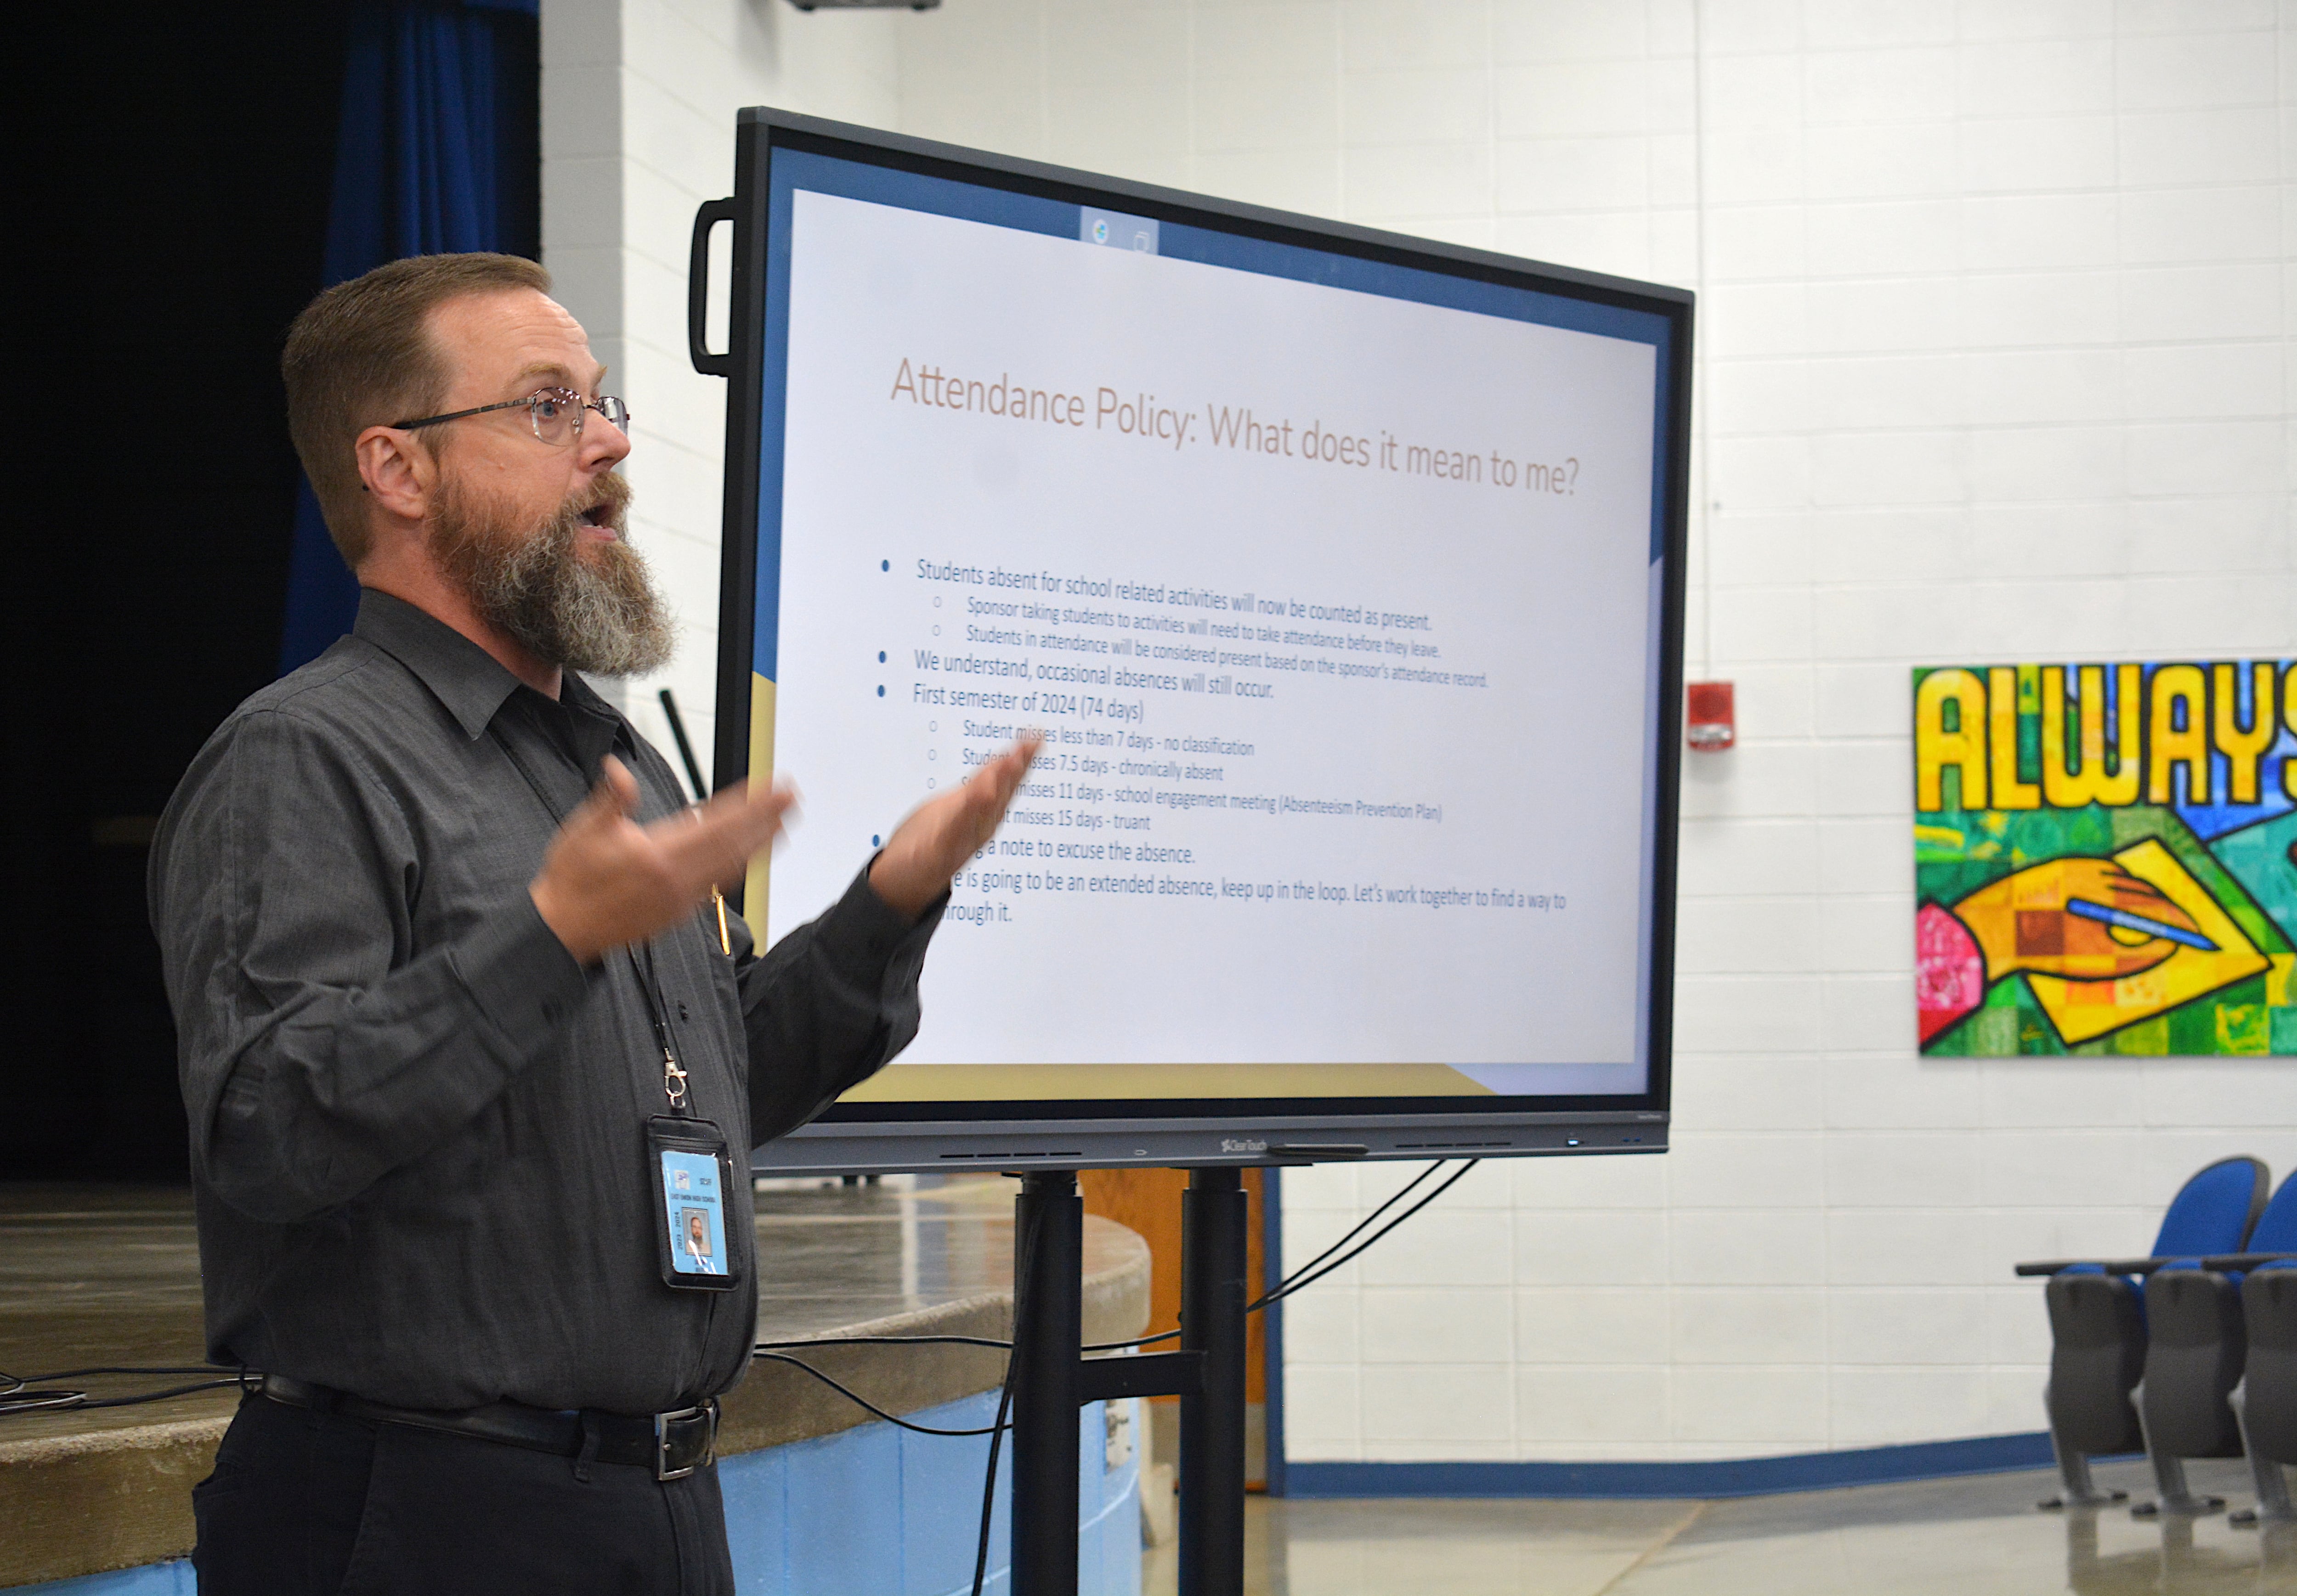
[1145,1459,2297,1595]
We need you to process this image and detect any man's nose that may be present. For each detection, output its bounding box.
[582,410,632,468]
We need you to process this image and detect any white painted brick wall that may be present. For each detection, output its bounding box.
[552,0,2297,1461]
[888,0,2297,1462]
[542,0,899,777]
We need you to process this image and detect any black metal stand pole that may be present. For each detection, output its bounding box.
[1011,1170,1084,1596]
[1005,1170,1215,1596]
[1179,1167,1250,1596]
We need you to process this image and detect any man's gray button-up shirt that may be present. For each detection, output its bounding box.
[149,590,941,1414]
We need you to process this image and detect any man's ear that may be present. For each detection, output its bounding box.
[354,425,436,526]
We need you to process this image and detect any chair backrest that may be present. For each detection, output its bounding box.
[2153,1156,2270,1257]
[2247,1170,2297,1255]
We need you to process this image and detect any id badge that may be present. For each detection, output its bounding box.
[646,1116,740,1292]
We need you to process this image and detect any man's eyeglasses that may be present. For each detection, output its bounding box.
[390,388,630,447]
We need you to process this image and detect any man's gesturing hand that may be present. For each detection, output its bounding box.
[531,756,795,965]
[869,734,1043,920]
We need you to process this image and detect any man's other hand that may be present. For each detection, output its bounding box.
[869,734,1043,920]
[531,756,794,964]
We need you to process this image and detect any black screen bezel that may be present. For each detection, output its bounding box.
[709,107,1691,1148]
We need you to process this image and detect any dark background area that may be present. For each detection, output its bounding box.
[10,5,539,1180]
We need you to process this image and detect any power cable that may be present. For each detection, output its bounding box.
[1064,1167,1451,1353]
[972,1367,1019,1596]
[1249,1160,1448,1307]
[1251,1160,1480,1312]
[1082,1327,1179,1352]
[751,1353,1011,1438]
[972,1195,1041,1596]
[0,1366,248,1417]
[6,1364,235,1385]
[756,1334,1010,1352]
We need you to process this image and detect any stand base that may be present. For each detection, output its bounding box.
[2039,1422,2128,1512]
[2230,1385,2297,1528]
[2131,1496,2225,1519]
[2038,1490,2128,1511]
[2229,1506,2296,1528]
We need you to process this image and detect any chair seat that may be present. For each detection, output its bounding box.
[2047,1269,2147,1457]
[2139,1268,2247,1461]
[2242,1264,2297,1466]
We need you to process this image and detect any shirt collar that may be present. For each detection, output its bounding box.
[351,589,537,741]
[530,672,631,777]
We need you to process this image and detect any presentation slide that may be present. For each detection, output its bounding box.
[753,175,1665,1104]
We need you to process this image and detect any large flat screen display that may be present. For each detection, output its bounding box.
[703,111,1690,1173]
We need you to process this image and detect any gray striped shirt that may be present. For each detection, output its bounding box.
[149,590,938,1413]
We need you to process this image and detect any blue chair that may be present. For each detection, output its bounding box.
[2031,1155,2269,1510]
[2133,1170,2297,1518]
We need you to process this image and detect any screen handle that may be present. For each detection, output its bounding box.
[689,198,737,378]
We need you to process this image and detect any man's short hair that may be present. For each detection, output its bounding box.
[282,253,552,567]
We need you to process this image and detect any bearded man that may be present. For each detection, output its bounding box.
[147,253,1035,1594]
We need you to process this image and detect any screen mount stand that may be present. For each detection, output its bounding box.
[1008,1168,1246,1595]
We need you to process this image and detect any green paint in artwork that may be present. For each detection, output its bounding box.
[2114,1016,2171,1056]
[2212,811,2297,946]
[2217,1004,2269,1055]
[1968,1008,2020,1055]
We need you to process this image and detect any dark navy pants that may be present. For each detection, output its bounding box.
[192,1393,735,1595]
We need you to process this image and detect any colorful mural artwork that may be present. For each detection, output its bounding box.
[1913,662,2297,1057]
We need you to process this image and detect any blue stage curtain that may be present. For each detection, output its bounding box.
[276,0,540,676]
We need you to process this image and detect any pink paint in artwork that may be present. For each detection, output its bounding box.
[1916,903,1985,1045]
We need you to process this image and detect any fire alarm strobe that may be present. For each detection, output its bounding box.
[1686,681,1735,750]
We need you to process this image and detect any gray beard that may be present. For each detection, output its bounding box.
[430,477,674,678]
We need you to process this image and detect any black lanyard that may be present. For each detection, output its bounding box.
[492,729,693,1117]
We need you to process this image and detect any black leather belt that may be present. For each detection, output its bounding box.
[259,1374,718,1481]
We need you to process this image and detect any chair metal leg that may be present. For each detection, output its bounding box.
[2129,1380,2226,1518]
[2228,1382,2296,1528]
[2037,1383,2128,1510]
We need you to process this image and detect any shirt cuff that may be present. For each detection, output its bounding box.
[817,858,945,975]
[451,891,592,1048]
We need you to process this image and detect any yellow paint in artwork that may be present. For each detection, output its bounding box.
[2040,665,2141,808]
[2115,964,2171,1012]
[2214,662,2276,804]
[1914,824,1965,850]
[2025,839,2268,1045]
[1987,667,2039,808]
[1915,669,1986,812]
[2269,954,2297,1008]
[2147,664,2210,806]
[742,672,776,944]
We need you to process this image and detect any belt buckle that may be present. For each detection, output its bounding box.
[654,1400,717,1481]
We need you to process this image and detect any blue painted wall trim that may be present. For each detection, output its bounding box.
[718,1389,1139,1596]
[12,1560,194,1595]
[1283,1431,2060,1501]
